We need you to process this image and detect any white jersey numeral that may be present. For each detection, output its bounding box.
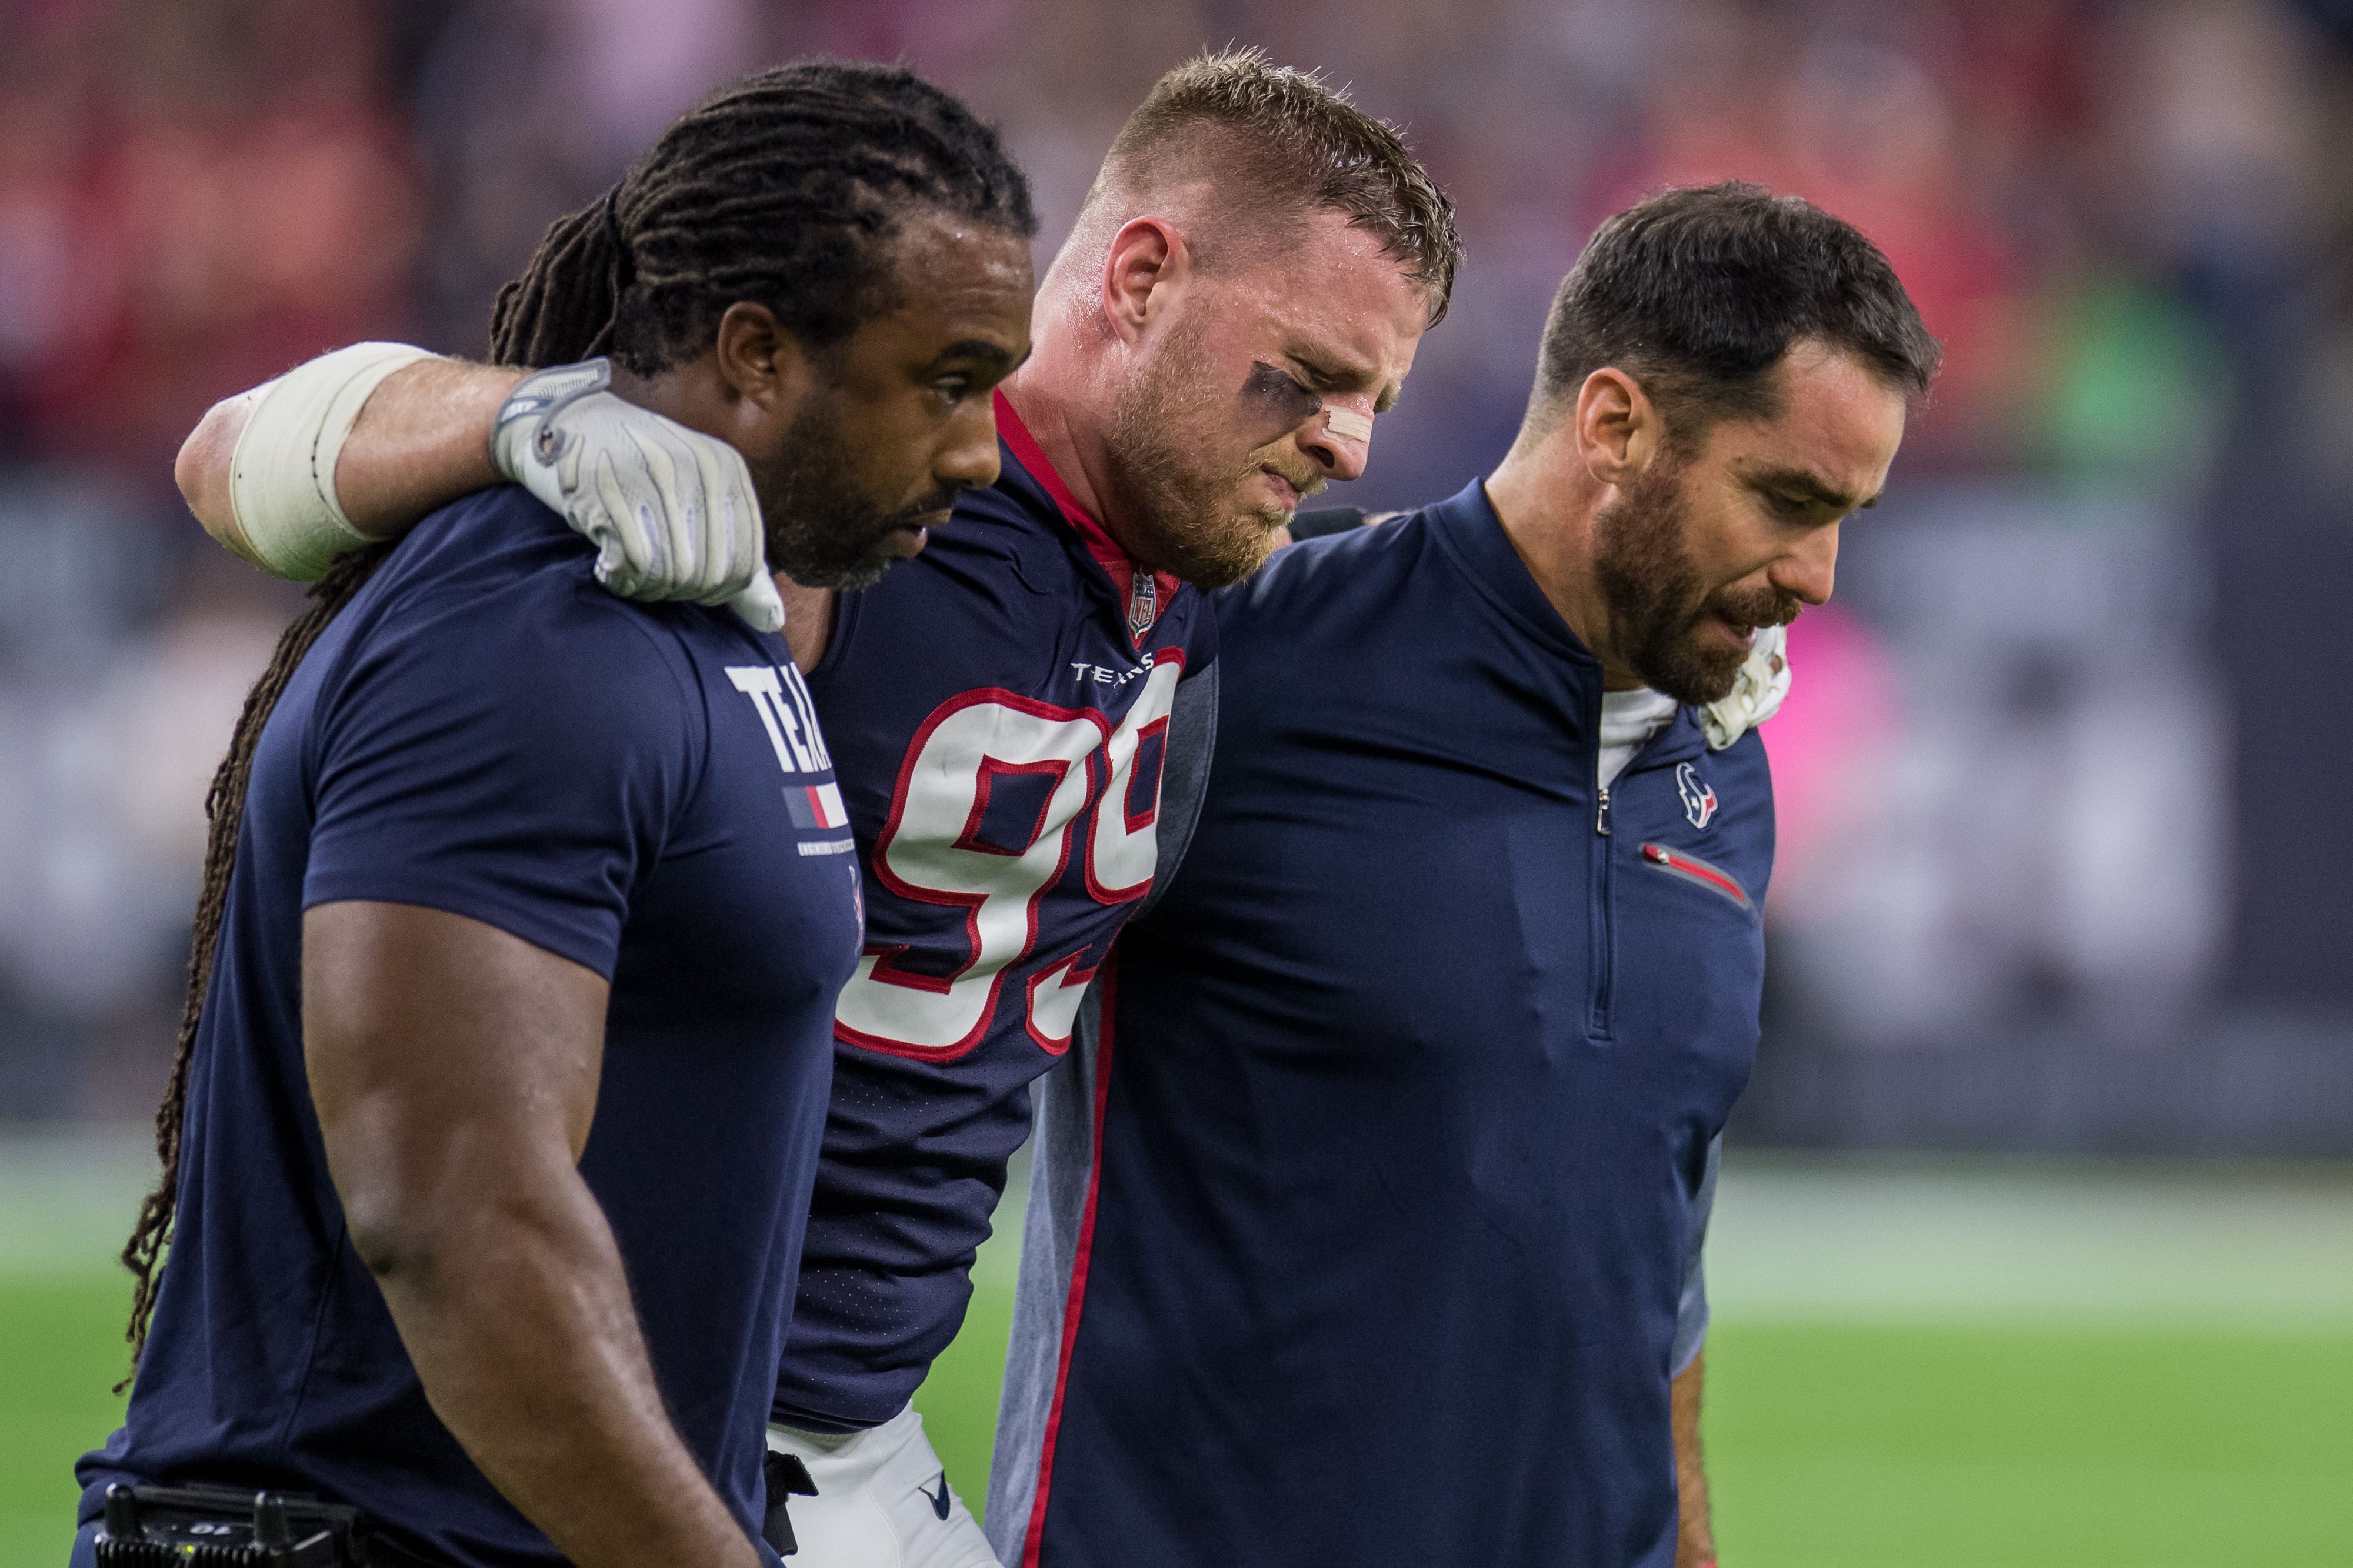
[834,656,1182,1059]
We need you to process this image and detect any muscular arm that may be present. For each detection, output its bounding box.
[176,358,521,563]
[304,900,759,1568]
[1673,1350,1716,1568]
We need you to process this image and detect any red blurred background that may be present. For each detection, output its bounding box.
[2,0,2349,1152]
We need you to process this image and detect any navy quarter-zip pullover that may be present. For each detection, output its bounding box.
[993,478,1774,1568]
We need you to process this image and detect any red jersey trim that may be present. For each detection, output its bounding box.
[994,389,1181,646]
[1019,952,1120,1567]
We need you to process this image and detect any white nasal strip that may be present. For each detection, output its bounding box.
[1324,405,1373,445]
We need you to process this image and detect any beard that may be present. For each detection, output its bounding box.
[1591,456,1802,705]
[755,395,959,593]
[1102,322,1304,589]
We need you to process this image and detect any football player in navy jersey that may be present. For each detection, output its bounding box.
[171,49,1458,1568]
[991,184,1941,1568]
[81,66,1034,1568]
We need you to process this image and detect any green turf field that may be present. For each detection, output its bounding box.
[5,1135,2347,1567]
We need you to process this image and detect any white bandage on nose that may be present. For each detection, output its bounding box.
[1323,405,1374,445]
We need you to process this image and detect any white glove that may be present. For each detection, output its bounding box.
[1700,622,1791,750]
[491,359,785,633]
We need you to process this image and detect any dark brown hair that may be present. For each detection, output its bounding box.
[1529,181,1941,438]
[494,58,1034,373]
[116,545,388,1380]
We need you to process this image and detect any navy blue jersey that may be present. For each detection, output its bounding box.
[992,479,1772,1568]
[79,489,861,1566]
[774,393,1215,1429]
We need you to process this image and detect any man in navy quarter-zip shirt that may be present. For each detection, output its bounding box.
[992,182,1942,1568]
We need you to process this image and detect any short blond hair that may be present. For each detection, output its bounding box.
[1085,48,1459,325]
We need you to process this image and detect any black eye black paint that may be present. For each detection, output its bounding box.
[1242,360,1325,446]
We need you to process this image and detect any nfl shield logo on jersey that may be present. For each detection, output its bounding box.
[1676,762,1718,830]
[1126,573,1158,642]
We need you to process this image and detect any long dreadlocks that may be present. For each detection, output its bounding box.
[120,58,1035,1366]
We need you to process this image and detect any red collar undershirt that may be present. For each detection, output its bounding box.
[994,389,1181,647]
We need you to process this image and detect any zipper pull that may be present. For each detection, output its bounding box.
[1596,784,1612,836]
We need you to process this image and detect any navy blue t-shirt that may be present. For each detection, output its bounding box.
[1014,480,1772,1567]
[79,488,862,1566]
[772,394,1214,1430]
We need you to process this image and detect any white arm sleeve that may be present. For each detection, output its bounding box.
[228,342,434,581]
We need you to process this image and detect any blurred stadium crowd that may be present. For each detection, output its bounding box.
[2,0,2349,1148]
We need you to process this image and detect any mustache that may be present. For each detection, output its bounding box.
[1256,459,1325,505]
[1242,433,1326,501]
[1705,585,1805,631]
[881,486,969,527]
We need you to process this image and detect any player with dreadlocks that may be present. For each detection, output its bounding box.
[75,61,1034,1568]
[175,48,1455,1568]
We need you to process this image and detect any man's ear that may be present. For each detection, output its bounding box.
[1573,367,1665,491]
[1100,218,1189,345]
[713,302,815,415]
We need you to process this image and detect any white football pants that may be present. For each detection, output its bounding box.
[766,1405,1000,1567]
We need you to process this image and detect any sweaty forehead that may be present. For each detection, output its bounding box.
[1198,212,1429,392]
[874,215,1034,343]
[891,212,1033,305]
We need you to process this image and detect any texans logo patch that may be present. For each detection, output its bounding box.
[1676,762,1718,831]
